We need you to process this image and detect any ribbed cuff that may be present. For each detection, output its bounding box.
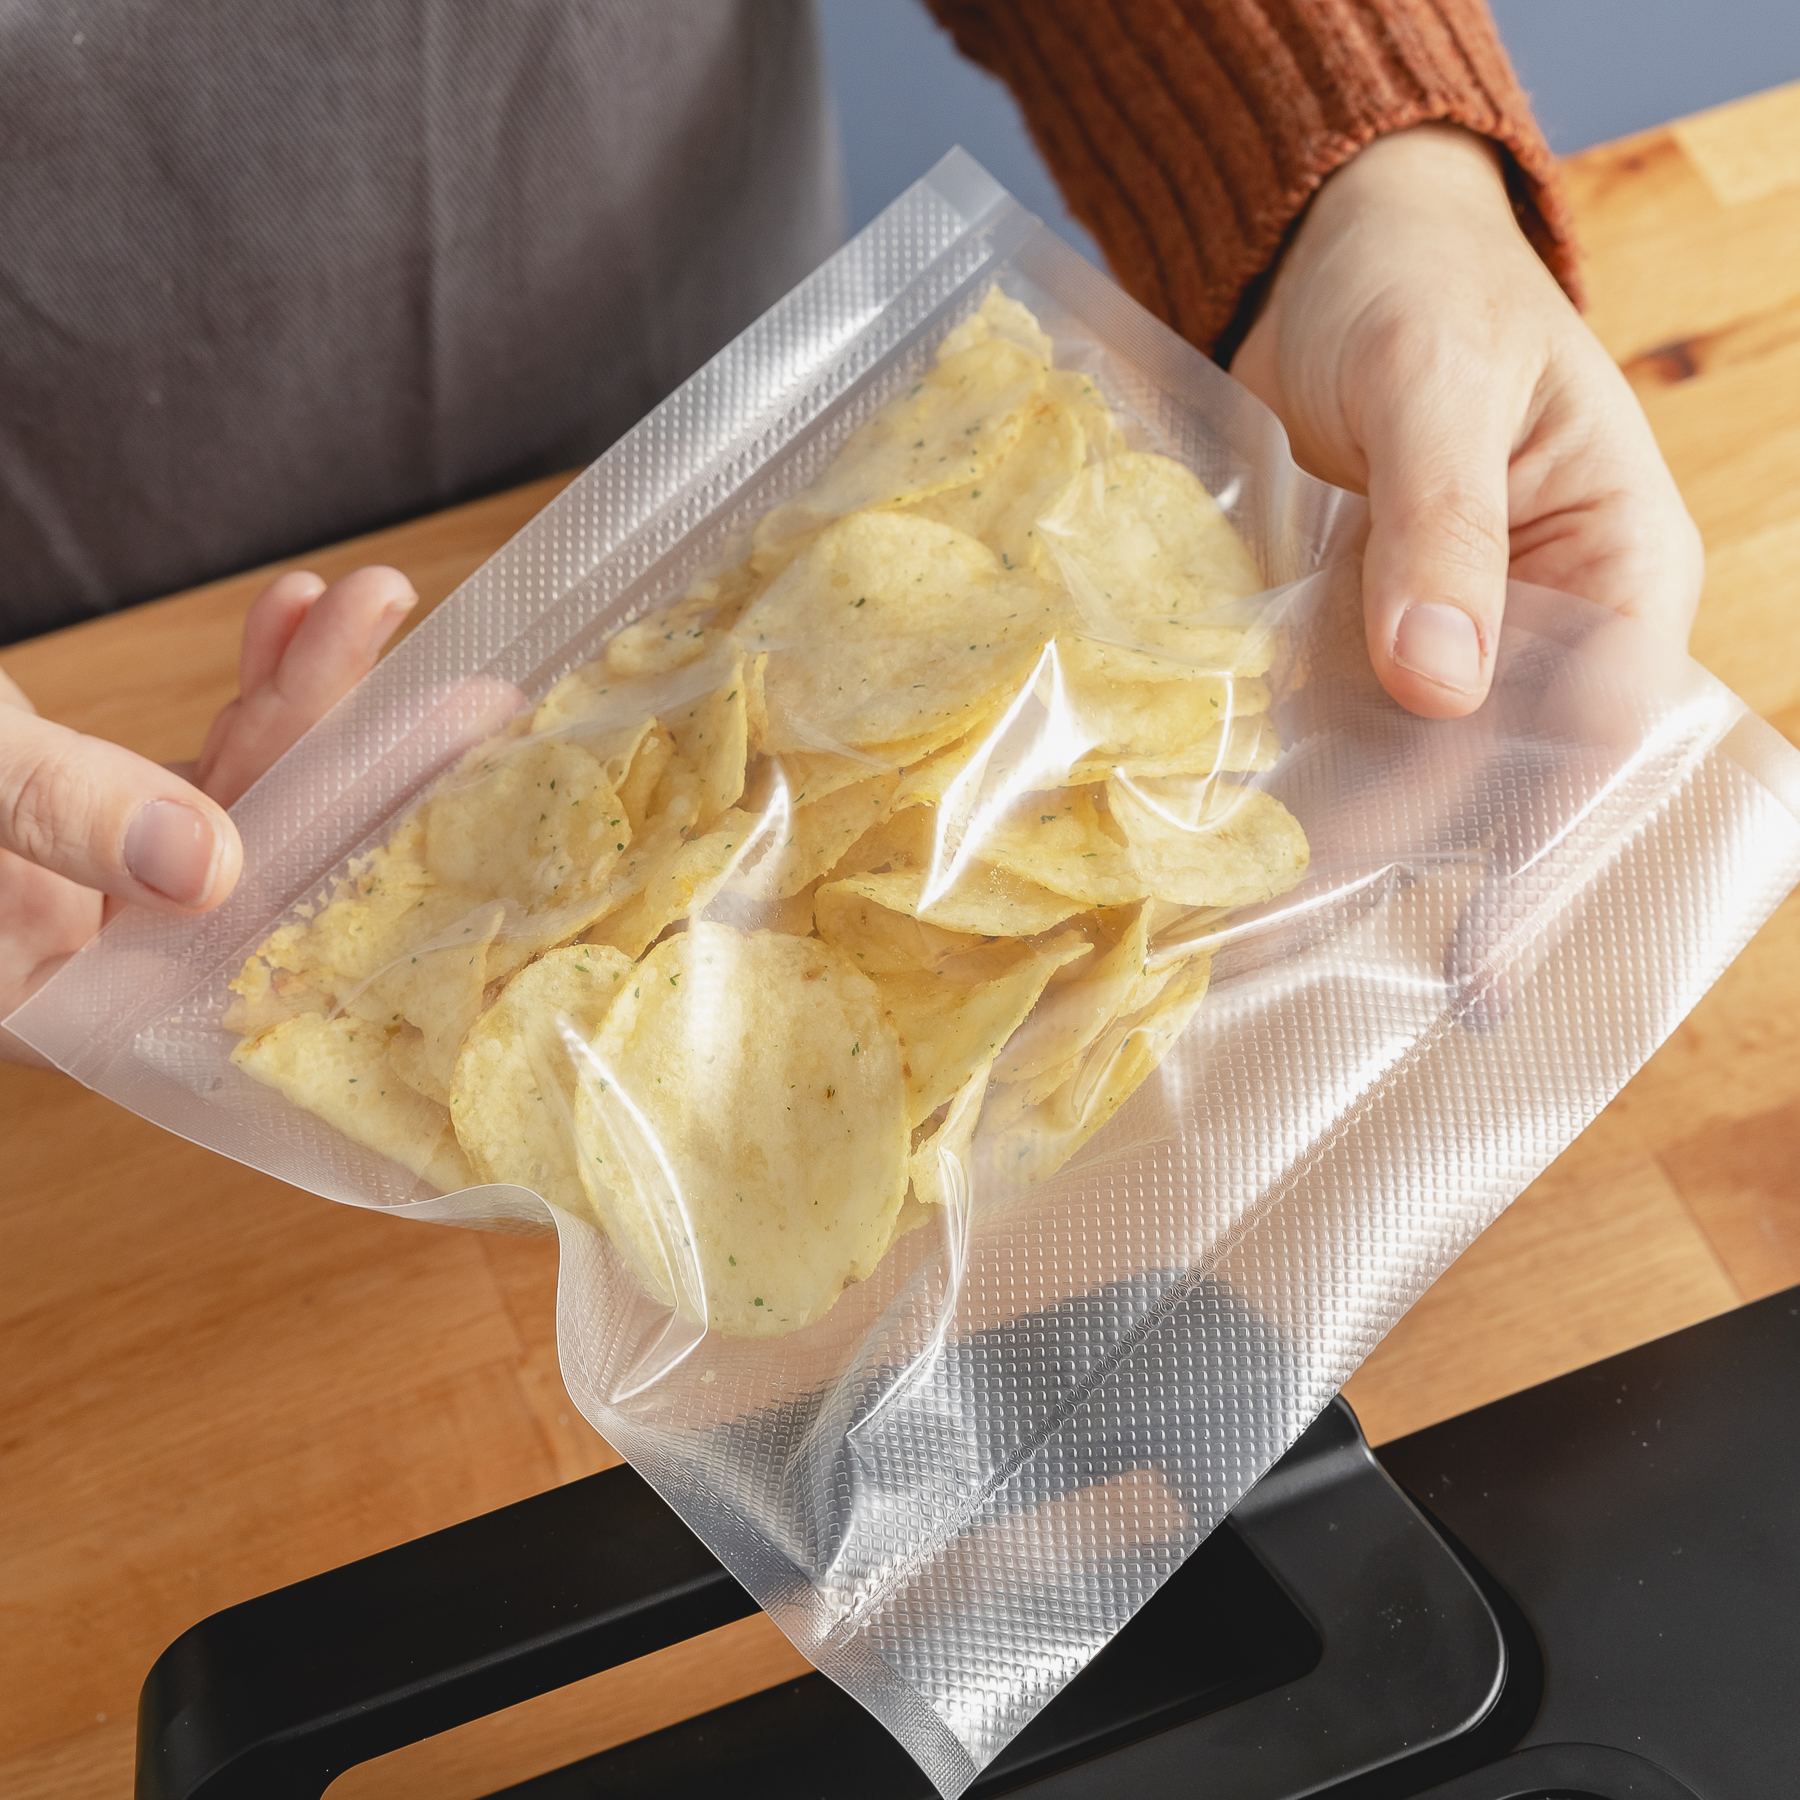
[925,0,1582,362]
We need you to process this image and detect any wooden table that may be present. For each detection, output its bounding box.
[7,84,1800,1800]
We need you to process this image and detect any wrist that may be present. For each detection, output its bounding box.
[1323,122,1511,215]
[1235,123,1541,374]
[1293,123,1522,298]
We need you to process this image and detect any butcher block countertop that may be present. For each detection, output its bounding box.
[7,84,1800,1799]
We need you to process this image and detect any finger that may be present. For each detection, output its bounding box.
[1360,375,1516,720]
[1505,351,1705,651]
[238,569,328,696]
[1527,581,1714,767]
[274,566,417,717]
[197,566,418,807]
[0,709,242,911]
[1,664,36,715]
[406,676,532,776]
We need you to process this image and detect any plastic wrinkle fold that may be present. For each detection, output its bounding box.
[11,151,1800,1799]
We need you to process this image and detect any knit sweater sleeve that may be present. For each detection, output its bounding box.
[922,0,1580,362]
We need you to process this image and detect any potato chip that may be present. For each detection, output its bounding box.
[886,637,1271,809]
[295,818,458,980]
[226,816,480,1033]
[985,951,1212,1186]
[1061,949,1211,1129]
[342,900,506,1101]
[1108,775,1310,908]
[737,511,1059,755]
[483,895,616,987]
[643,743,702,820]
[994,902,1150,1091]
[907,935,1050,988]
[1057,628,1273,684]
[887,705,1015,813]
[591,715,661,790]
[449,945,634,1212]
[866,714,1015,771]
[231,1013,473,1192]
[532,651,737,760]
[725,769,899,900]
[874,931,1089,1124]
[751,333,1048,564]
[222,946,330,1037]
[974,787,1146,908]
[583,762,703,925]
[572,925,907,1337]
[743,650,770,755]
[937,286,1054,363]
[680,560,764,633]
[764,880,822,938]
[907,1056,991,1218]
[586,807,756,960]
[530,664,654,754]
[1074,674,1270,763]
[1047,366,1125,463]
[666,652,748,830]
[914,716,1281,817]
[530,663,601,737]
[750,711,990,776]
[743,747,884,810]
[421,723,655,986]
[604,591,722,679]
[821,863,1085,939]
[885,1187,939,1247]
[825,803,938,883]
[1059,712,1280,788]
[703,877,820,940]
[814,882,986,974]
[530,676,665,806]
[425,736,631,913]
[616,722,676,835]
[537,574,754,707]
[512,762,702,977]
[1059,648,1272,764]
[385,1026,437,1102]
[1015,965,1179,1109]
[1143,894,1227,941]
[1037,452,1265,656]
[904,388,1084,573]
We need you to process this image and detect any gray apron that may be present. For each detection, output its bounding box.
[0,0,843,641]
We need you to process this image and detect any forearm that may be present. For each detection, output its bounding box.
[924,0,1580,360]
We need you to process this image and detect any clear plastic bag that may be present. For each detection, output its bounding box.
[12,152,1800,1796]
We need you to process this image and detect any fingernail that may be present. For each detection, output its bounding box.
[125,800,222,905]
[367,595,417,660]
[1393,603,1483,694]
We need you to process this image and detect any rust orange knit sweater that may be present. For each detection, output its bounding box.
[924,0,1580,362]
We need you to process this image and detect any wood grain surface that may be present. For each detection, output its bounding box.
[6,85,1800,1799]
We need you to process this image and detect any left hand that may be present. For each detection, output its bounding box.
[1231,122,1703,720]
[1,565,416,1046]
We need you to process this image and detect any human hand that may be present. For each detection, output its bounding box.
[0,565,417,1045]
[1231,122,1703,720]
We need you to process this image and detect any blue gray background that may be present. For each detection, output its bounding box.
[818,1,1800,262]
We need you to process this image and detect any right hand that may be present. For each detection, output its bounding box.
[1230,123,1702,720]
[1,565,418,1044]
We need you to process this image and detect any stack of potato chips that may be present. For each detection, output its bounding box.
[226,290,1309,1338]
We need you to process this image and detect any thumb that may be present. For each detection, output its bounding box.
[1360,383,1514,719]
[0,703,243,911]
